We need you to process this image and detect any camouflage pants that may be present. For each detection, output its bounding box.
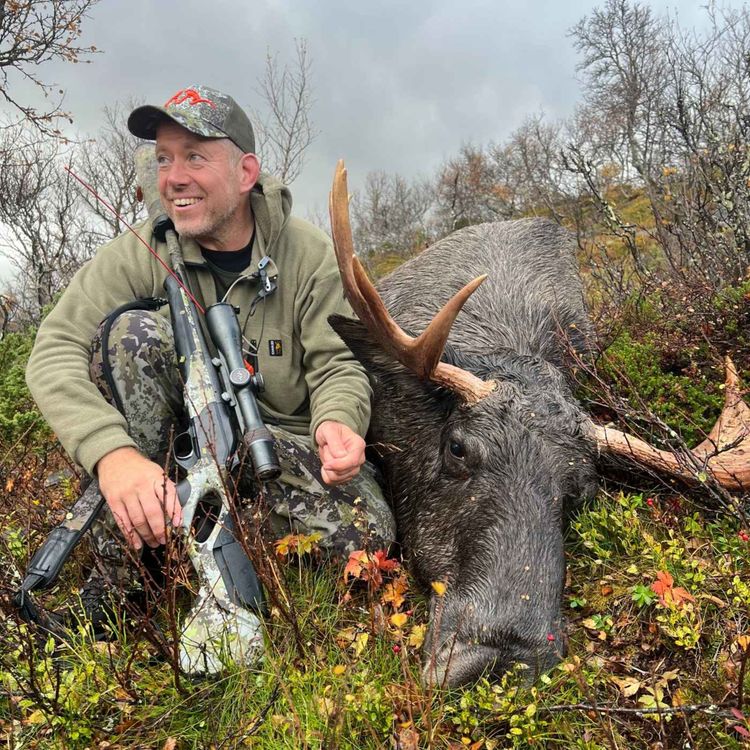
[87,308,395,583]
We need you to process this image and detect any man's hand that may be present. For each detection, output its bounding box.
[96,447,181,550]
[315,420,366,486]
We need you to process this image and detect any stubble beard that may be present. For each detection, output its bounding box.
[172,194,244,246]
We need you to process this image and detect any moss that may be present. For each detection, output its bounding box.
[599,332,723,445]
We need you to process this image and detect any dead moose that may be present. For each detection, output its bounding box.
[327,162,750,688]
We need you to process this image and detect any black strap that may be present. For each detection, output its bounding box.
[14,483,106,623]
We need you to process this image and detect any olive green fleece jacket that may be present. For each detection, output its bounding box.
[25,173,372,475]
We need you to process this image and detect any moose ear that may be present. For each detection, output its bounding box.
[329,313,401,377]
[329,313,459,411]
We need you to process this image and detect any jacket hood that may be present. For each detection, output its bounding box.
[250,172,293,254]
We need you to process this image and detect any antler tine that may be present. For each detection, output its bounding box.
[329,160,495,404]
[330,162,414,357]
[589,357,750,492]
[411,274,487,379]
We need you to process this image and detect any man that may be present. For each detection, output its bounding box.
[25,85,395,642]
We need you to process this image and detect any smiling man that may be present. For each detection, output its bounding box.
[25,85,395,642]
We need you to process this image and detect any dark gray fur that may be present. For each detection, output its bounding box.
[331,218,599,687]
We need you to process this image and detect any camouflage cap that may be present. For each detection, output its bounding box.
[128,85,255,154]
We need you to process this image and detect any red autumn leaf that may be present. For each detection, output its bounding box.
[669,586,695,606]
[344,550,369,582]
[650,570,694,607]
[372,549,400,573]
[650,570,674,599]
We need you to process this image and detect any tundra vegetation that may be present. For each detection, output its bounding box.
[3,0,750,747]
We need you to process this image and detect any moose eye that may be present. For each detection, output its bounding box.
[448,440,466,459]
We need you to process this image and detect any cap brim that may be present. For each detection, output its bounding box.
[127,104,228,141]
[127,105,171,140]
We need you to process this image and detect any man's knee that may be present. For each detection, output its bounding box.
[89,308,183,457]
[90,309,177,394]
[262,432,396,557]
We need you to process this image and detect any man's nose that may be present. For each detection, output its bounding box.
[164,159,190,188]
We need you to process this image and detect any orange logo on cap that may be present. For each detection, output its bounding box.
[164,88,216,109]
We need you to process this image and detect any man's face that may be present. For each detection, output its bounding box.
[155,120,254,250]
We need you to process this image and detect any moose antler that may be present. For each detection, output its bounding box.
[329,160,496,405]
[588,357,750,491]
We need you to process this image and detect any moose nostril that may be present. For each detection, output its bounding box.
[423,629,566,688]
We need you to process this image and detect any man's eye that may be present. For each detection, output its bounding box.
[155,155,169,167]
[188,153,204,162]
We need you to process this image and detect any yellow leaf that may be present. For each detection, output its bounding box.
[382,575,408,609]
[738,635,750,651]
[390,612,409,628]
[317,697,335,717]
[431,581,447,597]
[26,709,46,725]
[408,624,427,649]
[333,664,346,676]
[353,631,369,656]
[611,676,641,697]
[335,627,356,648]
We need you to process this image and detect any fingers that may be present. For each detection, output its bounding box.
[107,497,143,551]
[321,466,360,486]
[107,490,164,549]
[130,496,161,548]
[98,449,180,549]
[316,422,367,486]
[320,449,365,486]
[153,477,182,534]
[321,431,348,458]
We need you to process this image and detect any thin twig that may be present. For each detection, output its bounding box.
[540,700,735,718]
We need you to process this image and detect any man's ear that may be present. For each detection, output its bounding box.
[239,153,261,192]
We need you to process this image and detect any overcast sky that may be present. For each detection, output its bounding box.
[0,0,721,282]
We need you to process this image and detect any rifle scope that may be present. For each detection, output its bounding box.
[206,302,281,482]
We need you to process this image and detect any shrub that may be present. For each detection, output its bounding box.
[0,328,49,448]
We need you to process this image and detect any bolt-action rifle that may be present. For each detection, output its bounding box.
[14,145,281,675]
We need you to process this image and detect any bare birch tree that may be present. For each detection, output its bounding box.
[76,99,145,244]
[350,170,432,274]
[252,38,318,184]
[0,124,90,321]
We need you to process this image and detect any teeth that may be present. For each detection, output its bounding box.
[174,198,201,206]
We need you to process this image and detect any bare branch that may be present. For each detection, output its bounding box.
[252,38,318,184]
[0,0,101,134]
